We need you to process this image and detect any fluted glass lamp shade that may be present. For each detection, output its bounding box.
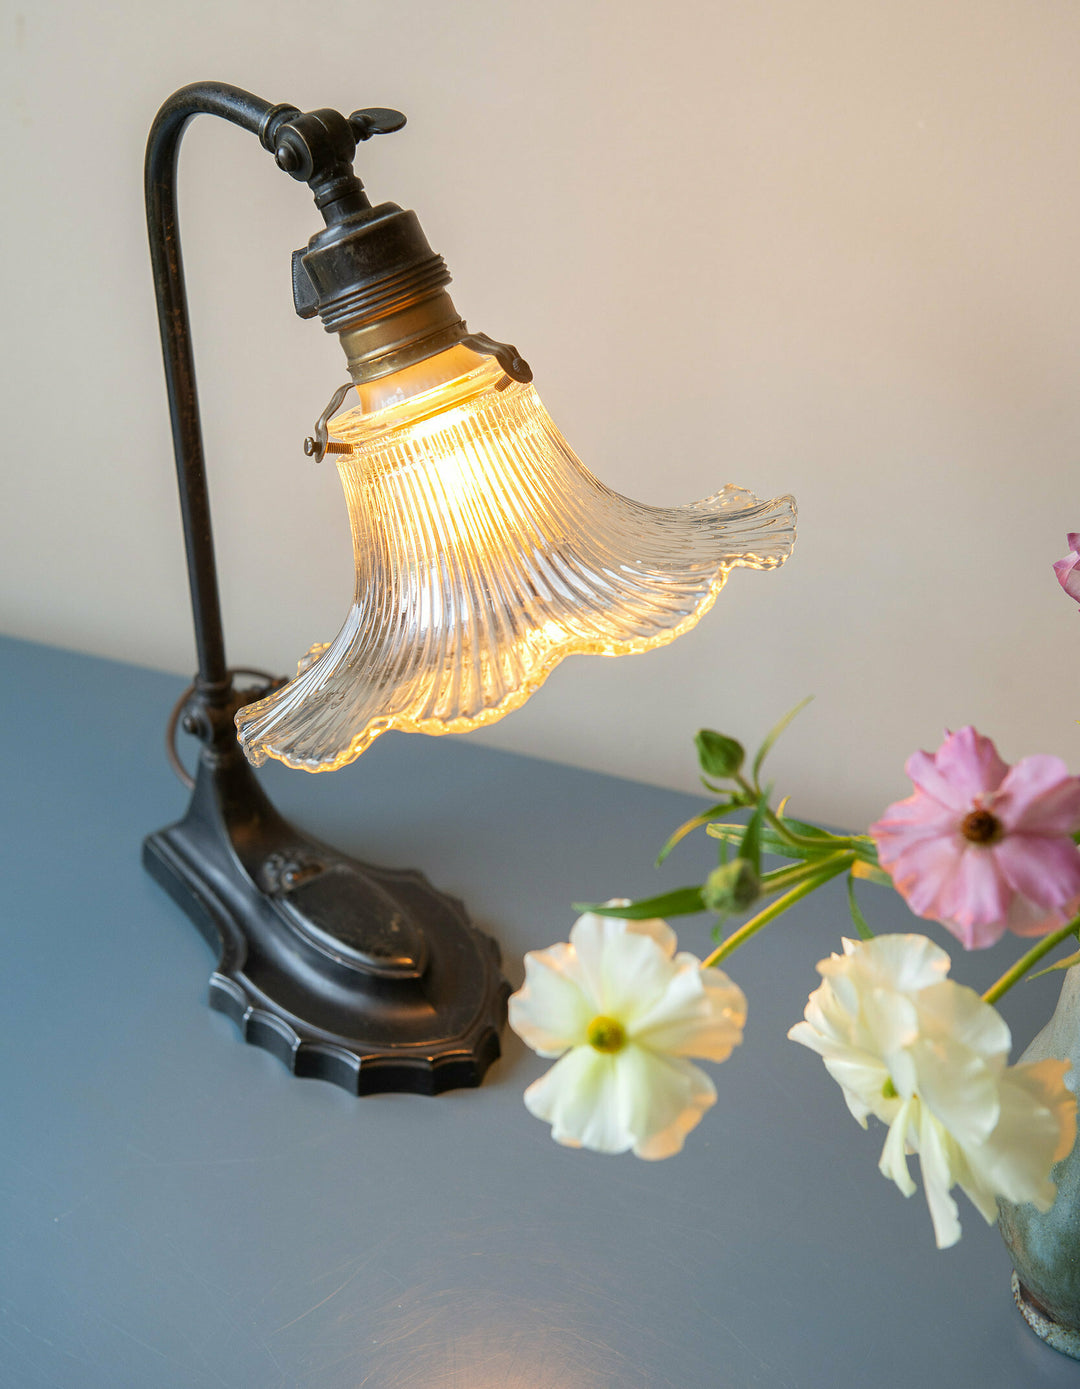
[235,349,796,772]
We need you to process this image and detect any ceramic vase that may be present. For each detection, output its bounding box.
[998,964,1080,1358]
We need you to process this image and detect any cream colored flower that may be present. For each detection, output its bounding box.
[509,907,747,1159]
[789,934,1076,1248]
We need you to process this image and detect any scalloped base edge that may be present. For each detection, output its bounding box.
[206,969,505,1095]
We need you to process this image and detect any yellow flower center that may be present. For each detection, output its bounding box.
[586,1015,627,1053]
[881,1076,899,1099]
[961,808,1003,845]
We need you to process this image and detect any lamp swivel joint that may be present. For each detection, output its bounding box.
[276,104,529,389]
[269,107,406,226]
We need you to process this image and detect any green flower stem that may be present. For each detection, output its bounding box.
[702,852,854,969]
[759,860,844,894]
[982,916,1080,1005]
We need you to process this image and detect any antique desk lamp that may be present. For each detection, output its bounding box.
[144,81,796,1096]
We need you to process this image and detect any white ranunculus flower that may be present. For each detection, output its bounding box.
[789,933,1077,1248]
[509,906,747,1159]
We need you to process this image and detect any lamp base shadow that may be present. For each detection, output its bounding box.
[143,750,508,1095]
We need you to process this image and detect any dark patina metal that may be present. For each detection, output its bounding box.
[142,81,512,1095]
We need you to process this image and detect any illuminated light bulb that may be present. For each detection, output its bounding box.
[235,348,796,772]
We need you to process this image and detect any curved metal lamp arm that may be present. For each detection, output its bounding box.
[145,82,408,705]
[145,83,296,696]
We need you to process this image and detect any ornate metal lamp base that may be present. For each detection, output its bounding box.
[143,750,507,1095]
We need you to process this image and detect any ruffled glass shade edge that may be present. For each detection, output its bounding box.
[236,488,796,773]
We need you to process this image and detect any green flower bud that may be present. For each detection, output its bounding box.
[702,858,761,914]
[695,729,745,779]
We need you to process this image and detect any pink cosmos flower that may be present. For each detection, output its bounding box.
[1054,533,1080,607]
[869,727,1080,949]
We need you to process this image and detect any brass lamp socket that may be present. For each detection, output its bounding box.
[336,293,466,385]
[292,201,467,384]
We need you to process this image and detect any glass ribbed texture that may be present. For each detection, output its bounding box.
[236,359,796,772]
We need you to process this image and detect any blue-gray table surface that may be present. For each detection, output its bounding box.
[0,635,1076,1388]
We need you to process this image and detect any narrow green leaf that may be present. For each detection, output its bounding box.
[850,839,885,869]
[572,887,706,919]
[774,815,839,842]
[1027,949,1080,982]
[751,695,814,787]
[846,874,874,941]
[656,802,732,866]
[707,822,840,863]
[695,729,745,779]
[739,792,768,876]
[851,859,892,888]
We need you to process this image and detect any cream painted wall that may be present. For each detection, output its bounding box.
[4,1,1080,832]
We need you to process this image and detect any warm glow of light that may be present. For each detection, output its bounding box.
[352,343,484,416]
[235,355,796,772]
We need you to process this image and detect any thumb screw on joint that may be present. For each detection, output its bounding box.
[348,108,407,141]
